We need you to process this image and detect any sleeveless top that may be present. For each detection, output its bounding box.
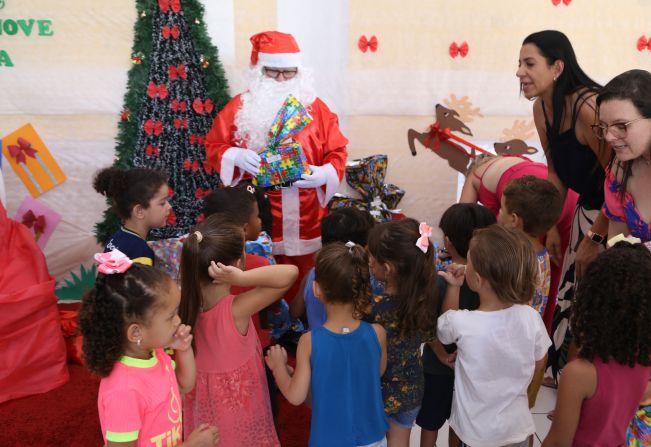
[573,358,650,447]
[603,165,651,242]
[309,321,388,447]
[542,98,605,210]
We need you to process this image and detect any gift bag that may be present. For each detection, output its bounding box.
[0,201,69,403]
[253,95,312,188]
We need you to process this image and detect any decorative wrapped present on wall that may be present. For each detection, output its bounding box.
[328,154,405,222]
[2,124,67,197]
[14,196,62,250]
[253,95,312,189]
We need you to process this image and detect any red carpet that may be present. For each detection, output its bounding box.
[0,364,311,447]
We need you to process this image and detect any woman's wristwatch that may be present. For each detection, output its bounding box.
[586,229,606,244]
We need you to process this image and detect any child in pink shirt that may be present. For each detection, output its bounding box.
[79,250,218,447]
[179,215,298,447]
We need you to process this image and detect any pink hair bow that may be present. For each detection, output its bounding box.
[94,249,133,274]
[416,222,432,253]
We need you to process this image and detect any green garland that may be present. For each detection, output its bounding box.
[95,0,230,244]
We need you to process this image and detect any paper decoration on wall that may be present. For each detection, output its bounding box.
[500,119,536,142]
[2,124,67,197]
[449,41,469,58]
[328,154,405,222]
[551,0,571,5]
[407,104,492,174]
[494,140,538,156]
[443,94,483,123]
[637,36,651,52]
[55,264,97,301]
[358,35,378,53]
[14,195,62,249]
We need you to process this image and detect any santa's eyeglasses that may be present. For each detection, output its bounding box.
[263,67,298,80]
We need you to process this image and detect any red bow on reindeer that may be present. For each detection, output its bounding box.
[637,36,651,52]
[22,209,46,234]
[193,98,214,115]
[171,99,187,112]
[158,0,181,13]
[358,35,378,53]
[168,64,187,81]
[144,119,164,136]
[162,26,180,39]
[147,82,168,99]
[449,41,469,58]
[7,137,38,164]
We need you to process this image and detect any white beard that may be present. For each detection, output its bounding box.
[234,67,317,152]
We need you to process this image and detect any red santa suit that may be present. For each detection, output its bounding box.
[205,95,348,257]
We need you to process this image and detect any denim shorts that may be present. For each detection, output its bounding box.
[387,406,421,429]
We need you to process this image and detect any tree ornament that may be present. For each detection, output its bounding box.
[199,54,209,69]
[131,51,144,64]
[140,10,147,18]
[121,110,130,122]
[194,18,201,25]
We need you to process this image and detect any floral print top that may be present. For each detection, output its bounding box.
[603,167,651,242]
[369,293,435,415]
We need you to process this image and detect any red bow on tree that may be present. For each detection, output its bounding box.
[168,64,188,81]
[195,187,211,199]
[637,36,651,52]
[22,209,46,234]
[144,119,164,136]
[203,160,214,174]
[158,0,181,13]
[358,35,378,53]
[145,145,160,156]
[147,81,168,99]
[193,98,214,115]
[166,210,177,225]
[168,187,175,198]
[171,99,187,112]
[189,134,205,145]
[449,41,469,58]
[183,159,200,172]
[8,137,38,164]
[162,26,180,39]
[174,117,188,129]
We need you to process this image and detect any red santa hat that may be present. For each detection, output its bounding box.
[250,31,301,68]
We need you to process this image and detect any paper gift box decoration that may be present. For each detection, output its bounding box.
[329,154,405,222]
[14,196,62,250]
[2,123,67,197]
[253,95,312,188]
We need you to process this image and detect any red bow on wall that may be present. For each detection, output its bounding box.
[551,0,572,5]
[158,0,181,13]
[358,35,378,53]
[162,26,180,39]
[193,98,214,115]
[168,64,187,80]
[449,41,469,58]
[7,137,38,164]
[171,100,187,112]
[144,119,164,136]
[22,209,46,234]
[637,36,651,51]
[147,82,168,99]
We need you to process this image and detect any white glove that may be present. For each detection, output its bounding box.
[294,164,327,189]
[232,148,261,176]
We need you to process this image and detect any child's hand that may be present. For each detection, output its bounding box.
[169,324,193,351]
[185,423,219,447]
[437,263,465,287]
[264,345,288,371]
[208,261,243,285]
[445,351,457,369]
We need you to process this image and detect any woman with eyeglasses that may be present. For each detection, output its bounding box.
[516,30,612,388]
[596,69,651,243]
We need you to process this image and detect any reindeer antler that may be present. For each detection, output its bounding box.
[500,119,535,142]
[443,94,483,124]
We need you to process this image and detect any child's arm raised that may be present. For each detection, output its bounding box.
[372,324,388,376]
[169,324,196,395]
[541,359,597,447]
[209,262,299,332]
[265,333,312,406]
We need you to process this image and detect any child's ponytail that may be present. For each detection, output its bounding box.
[179,230,205,333]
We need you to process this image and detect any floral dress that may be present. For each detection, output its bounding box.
[603,167,651,242]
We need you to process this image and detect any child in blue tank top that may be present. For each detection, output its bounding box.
[266,241,389,447]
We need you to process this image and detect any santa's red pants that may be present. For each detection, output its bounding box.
[275,253,316,303]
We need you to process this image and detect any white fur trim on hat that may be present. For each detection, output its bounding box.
[257,52,301,68]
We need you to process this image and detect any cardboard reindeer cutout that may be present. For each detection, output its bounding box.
[408,104,537,174]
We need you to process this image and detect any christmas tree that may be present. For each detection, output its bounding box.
[96,0,229,242]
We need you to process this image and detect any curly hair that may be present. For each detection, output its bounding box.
[572,242,651,367]
[93,167,168,220]
[78,264,172,377]
[367,218,438,337]
[314,242,371,320]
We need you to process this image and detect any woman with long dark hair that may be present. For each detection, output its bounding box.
[516,30,612,383]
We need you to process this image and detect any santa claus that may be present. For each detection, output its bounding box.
[205,31,348,298]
